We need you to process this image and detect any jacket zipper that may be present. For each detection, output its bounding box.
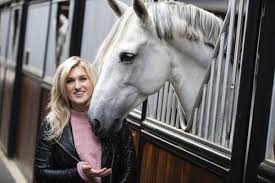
[55,140,80,162]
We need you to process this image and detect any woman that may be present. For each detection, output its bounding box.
[34,56,137,183]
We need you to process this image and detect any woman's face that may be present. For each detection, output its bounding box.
[65,65,93,111]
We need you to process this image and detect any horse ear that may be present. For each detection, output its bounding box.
[107,0,128,17]
[133,0,149,23]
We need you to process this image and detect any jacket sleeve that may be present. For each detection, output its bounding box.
[34,121,83,182]
[117,120,137,183]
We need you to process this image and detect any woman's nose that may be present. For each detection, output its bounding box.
[74,80,81,89]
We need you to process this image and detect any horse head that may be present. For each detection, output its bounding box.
[88,0,221,137]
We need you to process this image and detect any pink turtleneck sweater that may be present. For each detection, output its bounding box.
[70,110,102,183]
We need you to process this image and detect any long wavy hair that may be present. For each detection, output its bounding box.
[45,56,96,141]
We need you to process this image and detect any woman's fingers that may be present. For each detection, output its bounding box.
[91,167,112,177]
[100,168,112,177]
[82,164,92,170]
[92,167,107,174]
[82,165,112,178]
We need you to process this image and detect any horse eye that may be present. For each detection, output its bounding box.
[119,52,136,63]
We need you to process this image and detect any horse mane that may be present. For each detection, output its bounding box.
[92,1,222,78]
[147,2,222,46]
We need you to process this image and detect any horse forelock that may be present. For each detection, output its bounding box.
[146,2,222,46]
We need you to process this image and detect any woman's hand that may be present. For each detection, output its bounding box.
[82,163,112,178]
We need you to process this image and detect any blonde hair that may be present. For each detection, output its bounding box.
[45,56,96,141]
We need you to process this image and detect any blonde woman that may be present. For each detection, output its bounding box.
[34,56,137,183]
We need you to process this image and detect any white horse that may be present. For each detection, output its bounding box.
[56,14,69,65]
[88,0,222,137]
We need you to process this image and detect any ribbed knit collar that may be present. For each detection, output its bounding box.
[71,109,88,120]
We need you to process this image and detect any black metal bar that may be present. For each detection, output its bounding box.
[69,0,85,56]
[227,0,263,182]
[243,0,275,182]
[141,99,147,121]
[7,1,28,157]
[41,0,52,77]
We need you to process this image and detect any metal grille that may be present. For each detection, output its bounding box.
[145,0,243,150]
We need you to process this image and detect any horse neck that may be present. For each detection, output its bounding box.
[168,38,214,119]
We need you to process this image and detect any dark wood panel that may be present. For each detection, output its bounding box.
[0,67,16,152]
[131,128,140,156]
[140,142,222,183]
[15,75,41,182]
[155,149,167,183]
[39,87,50,123]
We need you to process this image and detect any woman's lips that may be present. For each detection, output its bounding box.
[73,91,85,97]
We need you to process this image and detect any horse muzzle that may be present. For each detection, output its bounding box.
[88,114,123,138]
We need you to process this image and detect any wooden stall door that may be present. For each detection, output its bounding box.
[15,75,41,182]
[139,143,222,183]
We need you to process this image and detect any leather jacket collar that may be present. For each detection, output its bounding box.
[55,121,80,162]
[55,121,112,166]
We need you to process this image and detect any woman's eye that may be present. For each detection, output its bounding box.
[119,52,136,63]
[80,77,87,81]
[66,79,74,83]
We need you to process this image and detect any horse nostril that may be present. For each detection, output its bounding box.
[114,118,120,124]
[111,118,121,131]
[93,119,101,132]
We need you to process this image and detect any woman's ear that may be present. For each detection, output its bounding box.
[107,0,129,17]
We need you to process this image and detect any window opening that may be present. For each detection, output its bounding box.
[55,1,69,66]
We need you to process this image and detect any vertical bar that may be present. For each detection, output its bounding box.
[146,95,154,118]
[165,83,173,124]
[229,0,263,180]
[222,118,228,147]
[198,84,207,137]
[229,85,239,149]
[170,92,177,127]
[228,0,246,149]
[24,49,29,65]
[266,76,275,160]
[220,0,237,146]
[175,100,180,129]
[141,99,147,121]
[8,2,27,157]
[152,92,158,118]
[192,108,198,135]
[156,87,164,120]
[204,60,216,139]
[210,33,225,142]
[229,85,239,148]
[161,82,169,122]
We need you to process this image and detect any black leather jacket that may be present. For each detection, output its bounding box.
[34,119,137,183]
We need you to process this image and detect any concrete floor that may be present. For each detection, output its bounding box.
[0,150,27,183]
[0,158,15,183]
